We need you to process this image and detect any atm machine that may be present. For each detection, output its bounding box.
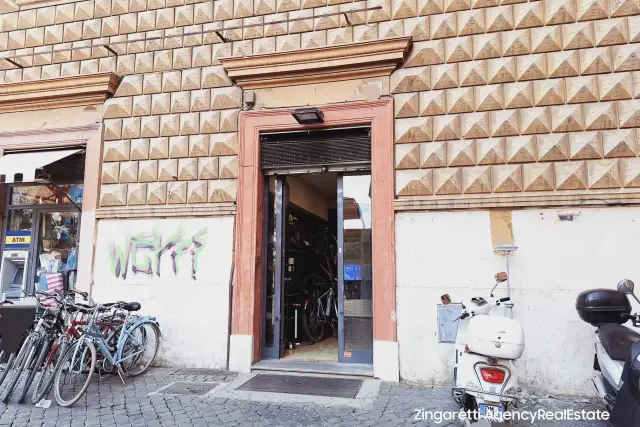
[0,250,29,299]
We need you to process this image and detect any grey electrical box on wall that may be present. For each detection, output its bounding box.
[437,303,463,343]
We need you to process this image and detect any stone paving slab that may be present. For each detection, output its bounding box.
[0,368,610,426]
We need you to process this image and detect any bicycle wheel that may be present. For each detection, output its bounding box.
[120,322,160,377]
[0,352,16,390]
[53,340,96,407]
[32,339,67,404]
[18,336,51,404]
[301,300,325,343]
[1,335,36,403]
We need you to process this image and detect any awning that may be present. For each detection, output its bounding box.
[0,149,83,184]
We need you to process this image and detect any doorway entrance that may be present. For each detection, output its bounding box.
[262,172,373,366]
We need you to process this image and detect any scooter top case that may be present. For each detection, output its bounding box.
[0,298,36,355]
[610,340,640,427]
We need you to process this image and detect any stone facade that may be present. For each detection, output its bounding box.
[2,0,638,208]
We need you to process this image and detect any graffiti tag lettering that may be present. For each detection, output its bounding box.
[108,228,207,280]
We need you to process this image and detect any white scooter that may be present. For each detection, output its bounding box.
[441,272,525,424]
[576,279,640,427]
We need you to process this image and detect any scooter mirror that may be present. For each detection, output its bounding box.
[441,294,451,305]
[495,272,508,283]
[618,279,635,295]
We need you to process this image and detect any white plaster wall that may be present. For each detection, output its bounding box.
[92,216,234,369]
[396,207,640,395]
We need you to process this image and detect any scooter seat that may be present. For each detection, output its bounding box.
[598,323,640,361]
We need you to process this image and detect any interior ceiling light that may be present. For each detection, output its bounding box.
[292,108,324,124]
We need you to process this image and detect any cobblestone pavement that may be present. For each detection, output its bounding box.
[0,368,610,427]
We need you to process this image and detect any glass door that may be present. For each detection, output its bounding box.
[337,174,373,364]
[262,176,287,359]
[33,210,80,293]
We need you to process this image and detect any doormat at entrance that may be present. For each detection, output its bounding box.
[236,374,363,399]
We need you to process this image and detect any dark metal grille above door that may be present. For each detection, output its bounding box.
[260,127,371,171]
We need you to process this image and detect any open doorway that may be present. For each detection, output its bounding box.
[262,172,373,365]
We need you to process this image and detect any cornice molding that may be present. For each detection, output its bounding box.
[96,203,236,219]
[220,38,412,90]
[394,190,640,211]
[0,73,121,114]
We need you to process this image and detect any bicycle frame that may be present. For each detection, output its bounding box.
[71,313,158,371]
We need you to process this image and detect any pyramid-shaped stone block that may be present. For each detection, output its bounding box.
[595,17,629,47]
[476,138,506,165]
[395,93,420,118]
[434,168,463,194]
[160,115,180,137]
[419,91,446,116]
[534,79,565,106]
[420,141,447,168]
[566,75,598,104]
[577,0,608,21]
[475,85,504,112]
[581,47,613,75]
[219,156,239,179]
[178,158,198,181]
[552,105,584,132]
[517,54,547,81]
[491,110,520,137]
[447,87,474,114]
[563,22,595,50]
[391,67,430,94]
[119,161,139,184]
[485,5,513,32]
[210,133,238,156]
[503,29,531,57]
[547,51,580,78]
[395,170,433,196]
[531,26,562,53]
[520,106,551,135]
[458,9,485,36]
[430,13,457,39]
[158,159,178,181]
[602,128,638,157]
[147,182,167,205]
[555,161,587,190]
[545,0,576,25]
[506,135,536,163]
[418,0,444,15]
[405,40,445,67]
[434,115,461,141]
[459,60,487,87]
[127,184,147,206]
[462,112,491,139]
[473,33,501,60]
[168,182,187,204]
[492,164,523,192]
[599,73,632,101]
[588,159,622,189]
[396,117,433,143]
[198,157,219,180]
[130,139,150,161]
[138,160,159,182]
[570,131,603,160]
[100,184,128,207]
[513,2,543,29]
[584,102,618,130]
[445,37,473,63]
[537,133,569,162]
[200,111,221,134]
[504,82,534,109]
[487,57,516,84]
[462,166,492,193]
[610,0,640,17]
[447,140,475,166]
[617,100,640,128]
[102,163,120,184]
[523,163,555,191]
[208,180,237,202]
[104,140,131,162]
[396,144,421,169]
[621,158,640,187]
[431,64,458,90]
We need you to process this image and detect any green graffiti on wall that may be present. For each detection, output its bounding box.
[108,228,207,281]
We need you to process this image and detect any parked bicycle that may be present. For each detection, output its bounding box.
[0,289,160,408]
[301,274,338,343]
